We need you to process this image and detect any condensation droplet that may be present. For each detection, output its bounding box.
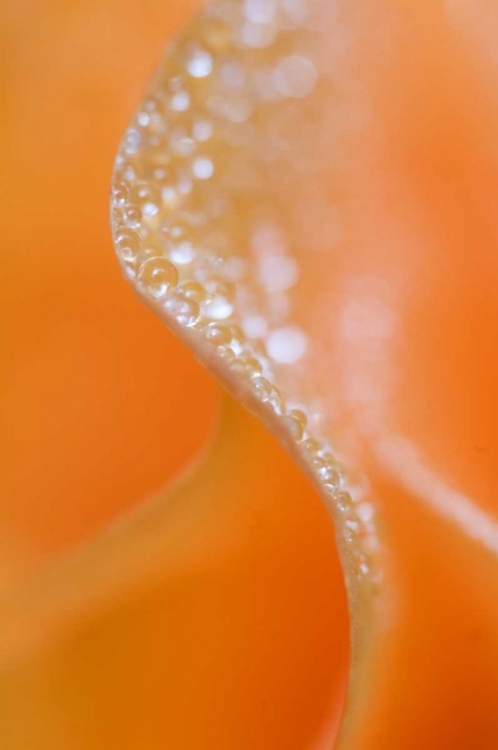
[282,413,304,441]
[123,204,142,229]
[318,466,341,489]
[217,344,236,364]
[112,181,129,207]
[205,322,232,346]
[251,375,272,401]
[137,257,178,298]
[179,281,207,303]
[303,438,320,456]
[164,293,200,327]
[230,356,262,378]
[115,229,142,263]
[267,385,284,415]
[129,183,161,217]
[336,491,353,513]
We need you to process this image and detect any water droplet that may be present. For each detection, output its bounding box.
[282,413,304,441]
[323,482,337,497]
[230,356,263,378]
[288,409,308,430]
[128,183,161,217]
[115,229,142,263]
[302,438,320,456]
[123,204,142,229]
[164,293,200,327]
[268,385,284,415]
[335,491,353,513]
[251,375,272,401]
[141,241,164,260]
[205,322,232,346]
[179,281,206,303]
[217,344,236,364]
[137,257,178,298]
[112,181,129,207]
[318,465,341,489]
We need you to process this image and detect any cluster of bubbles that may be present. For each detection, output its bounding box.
[110,0,379,584]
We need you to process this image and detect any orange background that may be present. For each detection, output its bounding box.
[1,0,218,581]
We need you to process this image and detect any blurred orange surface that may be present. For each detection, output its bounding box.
[1,0,218,578]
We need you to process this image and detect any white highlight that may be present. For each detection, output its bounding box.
[376,435,498,555]
[193,157,214,180]
[192,119,213,142]
[187,49,213,78]
[273,55,317,98]
[258,255,299,290]
[244,0,276,24]
[203,297,234,320]
[170,91,190,112]
[243,315,268,339]
[267,326,308,364]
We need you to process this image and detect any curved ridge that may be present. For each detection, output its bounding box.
[110,1,383,745]
[110,0,382,599]
[111,1,498,747]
